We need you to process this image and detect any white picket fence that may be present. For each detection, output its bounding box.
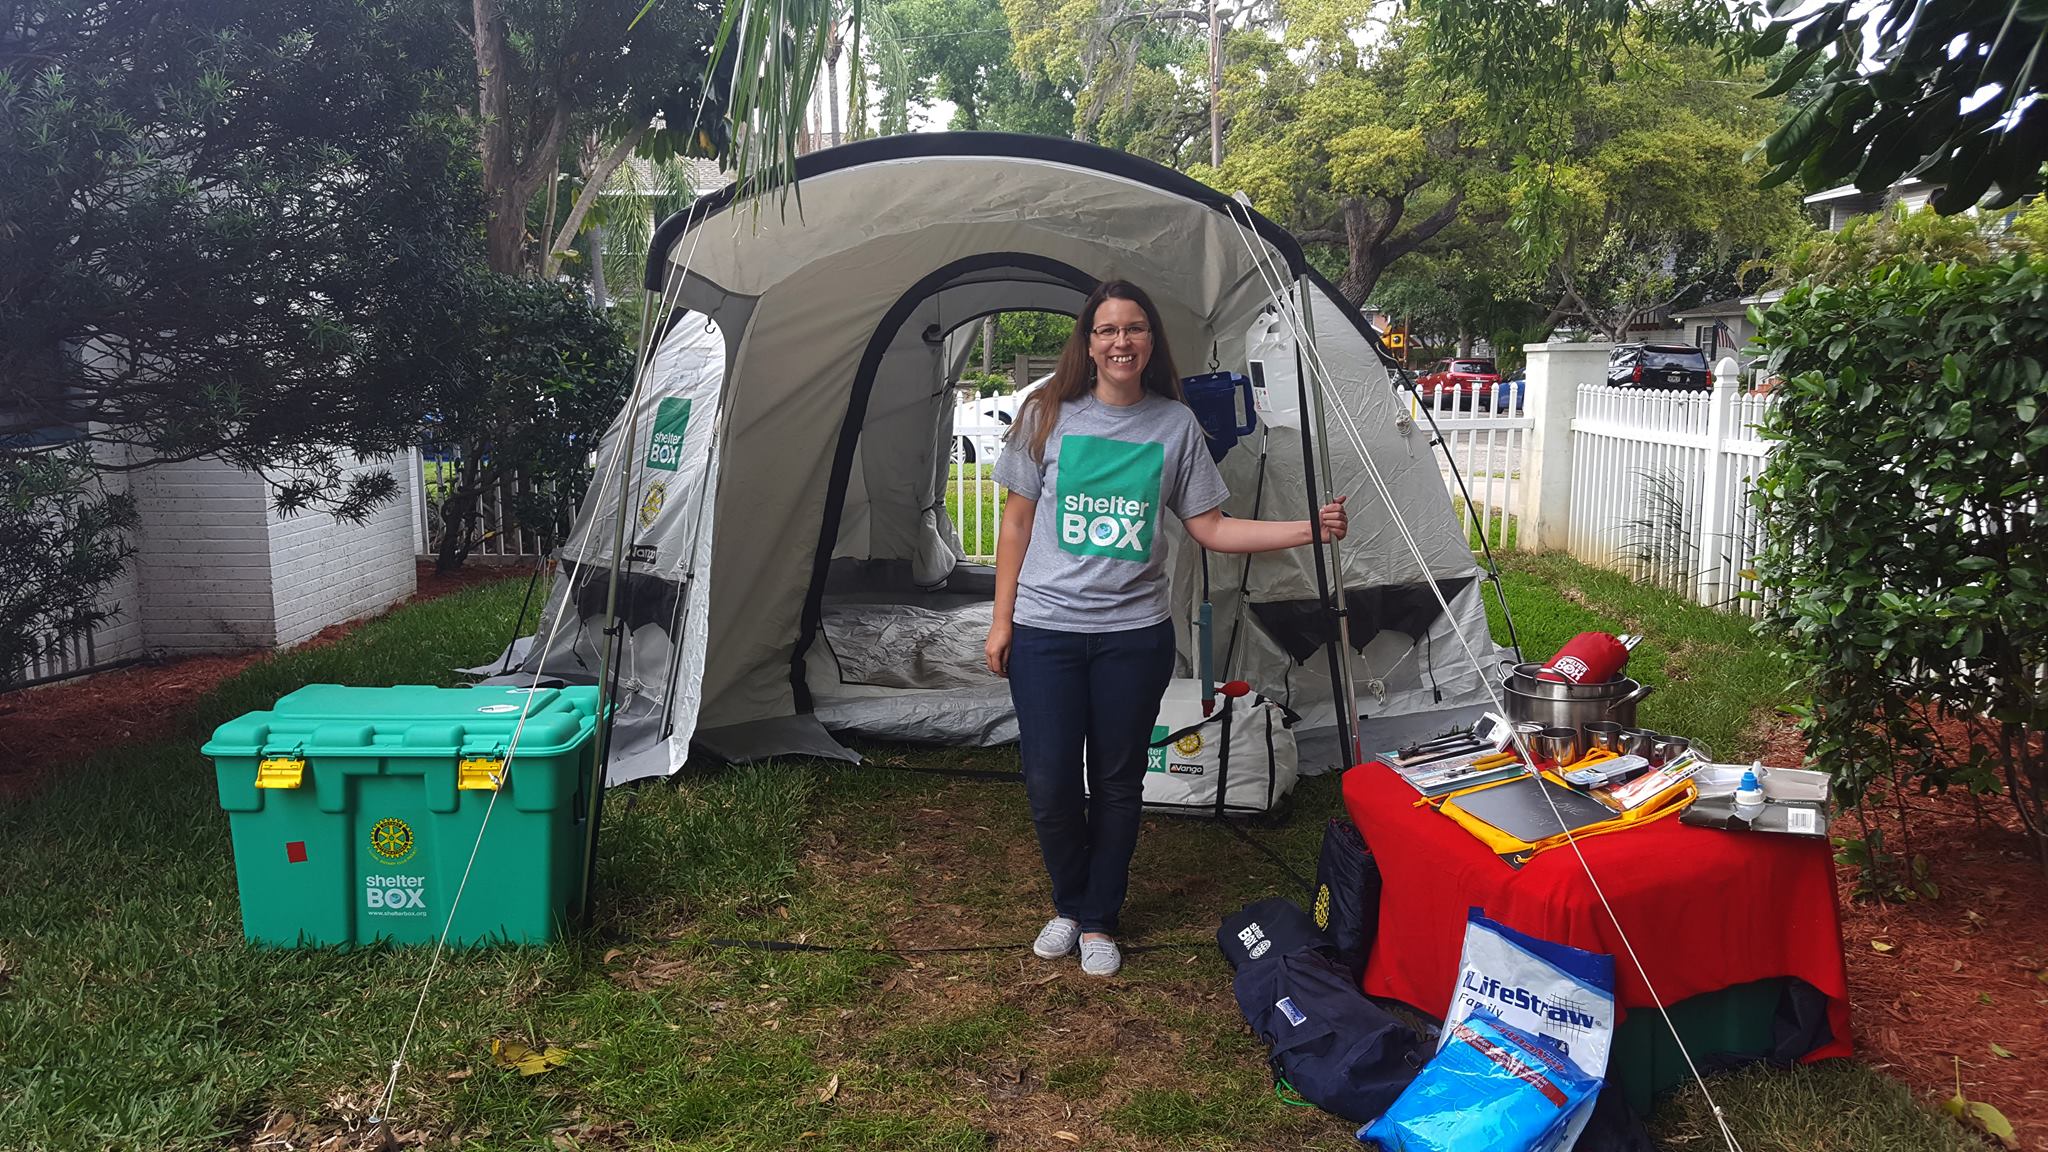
[1407,385,1531,550]
[1565,364,1778,616]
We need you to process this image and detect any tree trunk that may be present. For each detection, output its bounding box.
[982,316,994,374]
[474,0,522,274]
[1207,0,1221,168]
[827,23,843,147]
[589,222,608,310]
[473,0,571,276]
[1328,190,1467,309]
[1457,328,1473,357]
[546,125,648,278]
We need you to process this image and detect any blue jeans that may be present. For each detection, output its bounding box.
[1008,619,1177,935]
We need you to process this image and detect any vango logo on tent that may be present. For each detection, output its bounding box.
[1054,435,1163,561]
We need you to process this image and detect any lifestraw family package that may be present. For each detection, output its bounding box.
[1438,910,1615,1151]
[1357,1009,1602,1152]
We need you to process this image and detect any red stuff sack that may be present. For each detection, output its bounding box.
[1537,632,1627,684]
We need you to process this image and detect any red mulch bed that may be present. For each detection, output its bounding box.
[1756,715,2048,1149]
[0,561,529,800]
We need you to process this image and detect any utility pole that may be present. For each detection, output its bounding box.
[1208,0,1222,168]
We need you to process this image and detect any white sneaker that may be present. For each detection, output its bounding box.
[1033,916,1080,959]
[1079,936,1122,977]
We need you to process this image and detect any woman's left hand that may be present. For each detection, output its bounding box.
[1318,495,1348,542]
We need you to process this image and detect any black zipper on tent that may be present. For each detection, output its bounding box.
[788,253,1097,713]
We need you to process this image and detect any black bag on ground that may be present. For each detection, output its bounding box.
[1312,818,1381,982]
[1232,946,1427,1124]
[1217,897,1331,971]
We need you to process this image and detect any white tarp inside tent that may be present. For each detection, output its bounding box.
[500,133,1505,785]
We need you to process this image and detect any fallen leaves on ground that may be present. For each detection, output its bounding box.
[491,1038,569,1077]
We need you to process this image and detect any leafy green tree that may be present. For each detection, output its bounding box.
[992,312,1075,366]
[1531,43,1808,339]
[426,278,634,571]
[0,454,137,687]
[877,0,1073,132]
[468,0,723,276]
[1752,0,2048,212]
[1393,0,2048,215]
[1006,0,1231,147]
[1197,17,1507,305]
[1755,253,2048,879]
[0,0,484,674]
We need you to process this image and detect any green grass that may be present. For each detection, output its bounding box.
[943,463,1002,559]
[0,558,1987,1151]
[1483,550,1788,759]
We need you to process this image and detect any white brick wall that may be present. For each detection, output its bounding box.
[87,444,145,665]
[14,449,421,681]
[131,457,277,652]
[266,455,417,648]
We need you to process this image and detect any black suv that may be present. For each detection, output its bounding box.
[1606,344,1710,391]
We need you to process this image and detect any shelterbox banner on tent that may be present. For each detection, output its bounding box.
[491,133,1500,785]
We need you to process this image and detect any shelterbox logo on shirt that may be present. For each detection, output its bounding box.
[1055,434,1164,560]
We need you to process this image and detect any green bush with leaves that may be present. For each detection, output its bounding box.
[1753,255,2048,882]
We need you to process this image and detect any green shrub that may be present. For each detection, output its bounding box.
[1753,255,2048,883]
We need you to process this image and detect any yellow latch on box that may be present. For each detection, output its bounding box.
[459,758,506,791]
[255,758,306,789]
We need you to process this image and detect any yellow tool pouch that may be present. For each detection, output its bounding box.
[1432,751,1695,867]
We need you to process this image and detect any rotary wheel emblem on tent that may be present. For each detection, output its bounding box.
[1175,732,1204,757]
[639,480,668,529]
[1313,883,1331,929]
[369,818,416,865]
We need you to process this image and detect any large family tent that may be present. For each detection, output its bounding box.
[501,133,1502,784]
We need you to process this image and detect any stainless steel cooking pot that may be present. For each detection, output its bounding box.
[1501,674,1655,739]
[1505,662,1638,700]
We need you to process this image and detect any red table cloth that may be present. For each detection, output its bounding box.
[1342,762,1852,1060]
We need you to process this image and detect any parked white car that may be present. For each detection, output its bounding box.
[951,375,1047,465]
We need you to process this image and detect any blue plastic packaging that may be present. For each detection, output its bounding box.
[1358,1009,1601,1152]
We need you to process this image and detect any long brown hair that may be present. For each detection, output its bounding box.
[1014,279,1183,464]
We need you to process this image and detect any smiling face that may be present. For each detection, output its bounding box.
[1087,296,1153,392]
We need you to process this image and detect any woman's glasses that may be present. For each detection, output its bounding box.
[1089,323,1152,341]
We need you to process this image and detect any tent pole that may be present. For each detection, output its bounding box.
[1297,275,1364,766]
[1290,289,1355,769]
[577,288,661,928]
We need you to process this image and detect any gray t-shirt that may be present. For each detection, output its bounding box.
[993,391,1230,632]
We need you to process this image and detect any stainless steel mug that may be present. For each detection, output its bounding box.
[1619,728,1660,758]
[1583,720,1626,753]
[1532,726,1582,770]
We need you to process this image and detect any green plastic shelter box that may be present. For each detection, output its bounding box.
[204,684,601,948]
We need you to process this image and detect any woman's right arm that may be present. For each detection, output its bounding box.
[986,492,1036,677]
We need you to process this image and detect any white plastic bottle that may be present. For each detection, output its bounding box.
[1733,761,1767,824]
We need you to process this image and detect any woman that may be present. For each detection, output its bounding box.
[987,280,1348,977]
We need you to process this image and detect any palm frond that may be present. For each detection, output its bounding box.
[711,0,847,217]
